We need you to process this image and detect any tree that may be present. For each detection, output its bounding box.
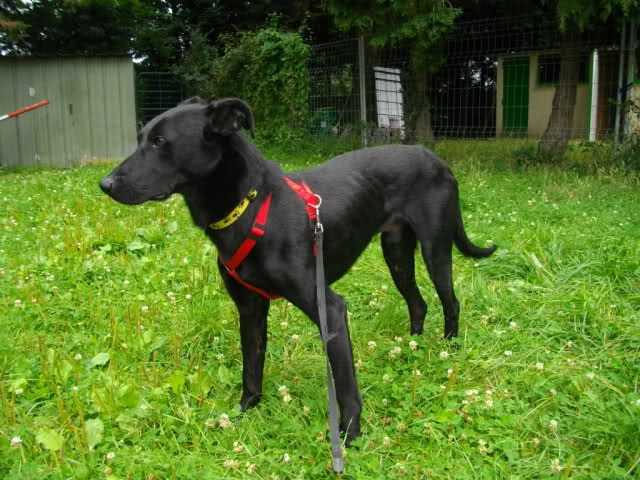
[0,0,142,56]
[539,0,640,155]
[325,0,461,141]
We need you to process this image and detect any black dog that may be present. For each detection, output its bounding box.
[100,97,496,443]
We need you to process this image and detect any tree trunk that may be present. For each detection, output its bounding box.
[404,64,434,143]
[539,29,580,156]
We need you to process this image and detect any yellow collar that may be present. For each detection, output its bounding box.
[209,189,258,230]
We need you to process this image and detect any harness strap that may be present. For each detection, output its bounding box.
[283,177,319,222]
[221,193,281,300]
[224,193,272,270]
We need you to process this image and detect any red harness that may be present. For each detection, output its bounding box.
[220,177,319,299]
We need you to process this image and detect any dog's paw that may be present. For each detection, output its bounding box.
[240,392,261,412]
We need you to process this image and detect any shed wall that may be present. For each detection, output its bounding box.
[0,57,136,167]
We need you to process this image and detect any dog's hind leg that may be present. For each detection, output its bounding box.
[413,186,461,339]
[218,261,270,411]
[381,225,427,335]
[420,239,459,339]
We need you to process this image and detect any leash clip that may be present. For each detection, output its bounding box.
[311,194,323,236]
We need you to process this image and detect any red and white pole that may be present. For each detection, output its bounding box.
[0,100,49,121]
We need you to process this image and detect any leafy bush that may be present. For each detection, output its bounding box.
[173,31,219,100]
[175,23,311,141]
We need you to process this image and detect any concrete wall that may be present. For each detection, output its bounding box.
[497,52,590,139]
[0,57,136,167]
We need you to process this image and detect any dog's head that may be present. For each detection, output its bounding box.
[99,97,254,205]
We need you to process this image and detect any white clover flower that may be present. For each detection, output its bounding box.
[465,389,479,398]
[223,459,239,469]
[383,374,392,383]
[303,406,310,415]
[635,399,640,408]
[586,372,595,380]
[71,386,79,392]
[509,321,517,328]
[383,436,391,447]
[504,350,512,357]
[548,419,558,431]
[280,321,288,329]
[141,305,149,312]
[10,436,22,448]
[233,441,243,453]
[532,437,540,447]
[185,294,192,300]
[219,413,234,429]
[388,346,401,360]
[535,362,544,370]
[414,369,422,377]
[74,353,82,361]
[283,453,290,463]
[478,439,487,446]
[215,353,225,361]
[14,388,23,396]
[447,368,454,377]
[106,452,116,460]
[283,394,292,403]
[291,334,300,341]
[368,341,377,351]
[549,389,557,396]
[409,340,418,351]
[551,459,564,472]
[485,399,494,408]
[247,463,257,473]
[278,385,289,393]
[382,398,388,406]
[394,336,403,343]
[439,351,449,360]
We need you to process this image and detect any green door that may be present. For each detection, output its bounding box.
[503,57,529,136]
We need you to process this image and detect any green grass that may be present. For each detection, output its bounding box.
[1,141,639,479]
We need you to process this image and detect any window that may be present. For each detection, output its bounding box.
[537,54,588,85]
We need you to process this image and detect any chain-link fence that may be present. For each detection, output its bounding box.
[136,72,184,127]
[308,16,632,148]
[135,16,635,149]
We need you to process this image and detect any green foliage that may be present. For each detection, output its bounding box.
[176,23,311,141]
[326,0,461,68]
[172,30,219,99]
[1,141,639,477]
[0,0,142,55]
[551,0,640,30]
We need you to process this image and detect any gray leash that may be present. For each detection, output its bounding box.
[312,197,345,474]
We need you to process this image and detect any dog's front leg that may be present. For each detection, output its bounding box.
[298,288,362,444]
[218,262,270,411]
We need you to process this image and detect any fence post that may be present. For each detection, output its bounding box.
[625,21,637,136]
[614,22,627,147]
[589,49,599,141]
[358,36,368,148]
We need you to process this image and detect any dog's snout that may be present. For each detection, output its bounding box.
[99,176,114,194]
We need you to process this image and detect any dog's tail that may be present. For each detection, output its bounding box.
[454,195,497,259]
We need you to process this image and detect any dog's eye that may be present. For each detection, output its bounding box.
[151,136,166,149]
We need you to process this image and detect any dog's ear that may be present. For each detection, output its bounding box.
[206,98,255,138]
[179,96,206,106]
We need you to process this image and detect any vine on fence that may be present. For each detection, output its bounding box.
[175,23,311,141]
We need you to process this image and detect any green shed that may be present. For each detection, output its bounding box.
[0,56,136,168]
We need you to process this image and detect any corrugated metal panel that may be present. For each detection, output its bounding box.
[0,57,136,167]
